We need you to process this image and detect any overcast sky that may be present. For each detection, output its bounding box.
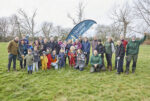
[0,0,132,28]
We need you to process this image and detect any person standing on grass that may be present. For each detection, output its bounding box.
[24,49,33,74]
[95,39,106,70]
[82,37,90,66]
[40,51,48,70]
[104,37,115,71]
[115,40,125,74]
[125,33,147,74]
[7,37,19,72]
[18,39,28,69]
[92,36,98,54]
[32,46,40,72]
[90,50,103,73]
[68,46,76,68]
[120,34,128,51]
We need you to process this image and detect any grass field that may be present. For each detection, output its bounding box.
[0,42,150,101]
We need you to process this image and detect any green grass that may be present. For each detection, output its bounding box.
[0,42,150,101]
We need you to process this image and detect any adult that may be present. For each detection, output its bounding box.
[95,39,105,70]
[104,37,115,71]
[79,36,83,43]
[34,40,41,50]
[82,37,90,66]
[92,36,98,53]
[120,34,128,51]
[48,37,56,51]
[90,50,103,73]
[125,33,147,74]
[7,37,19,72]
[21,34,29,45]
[115,40,125,74]
[42,38,49,52]
[73,39,82,50]
[18,39,28,69]
[38,36,44,45]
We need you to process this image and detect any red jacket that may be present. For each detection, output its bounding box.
[68,51,76,66]
[121,39,128,51]
[46,53,52,69]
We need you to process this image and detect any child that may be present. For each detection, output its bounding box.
[68,46,76,67]
[32,46,40,72]
[46,48,52,69]
[58,49,66,68]
[51,50,58,70]
[74,49,85,71]
[28,41,34,51]
[24,49,33,74]
[40,51,48,70]
[115,40,125,74]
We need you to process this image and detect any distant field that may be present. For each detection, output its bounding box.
[0,42,150,101]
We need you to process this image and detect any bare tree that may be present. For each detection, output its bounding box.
[67,2,85,25]
[134,0,150,29]
[110,3,132,37]
[41,22,53,38]
[0,17,9,37]
[18,9,40,39]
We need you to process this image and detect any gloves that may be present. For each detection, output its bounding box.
[117,57,120,60]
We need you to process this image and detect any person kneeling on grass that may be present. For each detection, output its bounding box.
[125,32,147,74]
[51,50,59,70]
[74,49,85,71]
[58,49,66,68]
[115,40,125,74]
[90,50,103,73]
[24,49,33,74]
[40,51,48,70]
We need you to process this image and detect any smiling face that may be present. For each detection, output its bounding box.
[93,50,98,56]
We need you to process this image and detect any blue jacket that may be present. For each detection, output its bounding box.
[82,41,90,53]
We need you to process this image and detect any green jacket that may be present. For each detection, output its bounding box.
[104,41,112,54]
[24,54,33,66]
[7,40,19,55]
[90,54,102,65]
[126,35,146,55]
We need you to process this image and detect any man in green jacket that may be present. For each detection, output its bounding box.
[90,50,103,73]
[7,37,19,72]
[126,33,147,74]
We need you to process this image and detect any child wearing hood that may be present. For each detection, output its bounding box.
[40,51,48,70]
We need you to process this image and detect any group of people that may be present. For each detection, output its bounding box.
[7,32,147,74]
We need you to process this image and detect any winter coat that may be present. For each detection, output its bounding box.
[115,44,125,58]
[32,51,40,62]
[126,35,146,55]
[82,41,90,53]
[104,41,112,54]
[90,55,102,66]
[18,43,28,61]
[76,53,85,65]
[73,42,82,50]
[24,54,33,66]
[92,40,98,52]
[95,44,105,56]
[7,40,19,55]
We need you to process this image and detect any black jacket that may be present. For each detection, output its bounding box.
[42,42,49,52]
[95,44,105,55]
[115,44,125,58]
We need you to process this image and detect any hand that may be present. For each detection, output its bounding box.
[125,56,128,59]
[117,57,120,60]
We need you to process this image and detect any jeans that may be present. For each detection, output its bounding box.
[51,63,58,69]
[105,54,112,67]
[33,62,38,72]
[8,54,17,70]
[84,53,90,65]
[115,57,124,73]
[28,65,33,71]
[20,59,26,69]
